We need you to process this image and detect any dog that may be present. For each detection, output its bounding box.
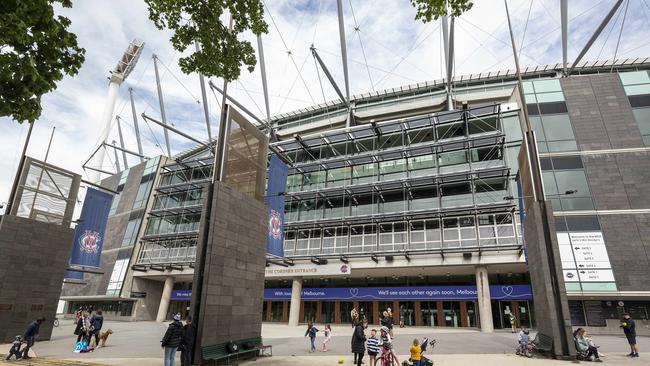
[89,329,114,348]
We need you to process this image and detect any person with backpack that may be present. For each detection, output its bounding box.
[90,310,104,348]
[161,314,184,366]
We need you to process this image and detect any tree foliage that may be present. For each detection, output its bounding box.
[0,0,85,123]
[145,0,268,82]
[410,0,473,22]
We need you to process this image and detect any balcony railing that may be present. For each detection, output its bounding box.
[136,238,197,265]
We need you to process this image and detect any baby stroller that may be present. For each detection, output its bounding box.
[402,338,436,366]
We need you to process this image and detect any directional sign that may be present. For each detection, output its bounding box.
[557,231,616,291]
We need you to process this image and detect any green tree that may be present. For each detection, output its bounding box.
[0,0,85,123]
[145,0,268,82]
[410,0,474,22]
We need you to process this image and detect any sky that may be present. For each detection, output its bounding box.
[2,0,650,214]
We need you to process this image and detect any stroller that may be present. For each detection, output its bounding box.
[402,337,436,366]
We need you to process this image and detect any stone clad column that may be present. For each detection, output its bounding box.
[475,266,494,333]
[156,276,174,322]
[288,277,302,326]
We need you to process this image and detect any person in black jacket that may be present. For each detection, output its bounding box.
[351,320,366,366]
[90,310,104,347]
[162,314,184,366]
[621,313,639,358]
[21,317,45,359]
[181,316,196,366]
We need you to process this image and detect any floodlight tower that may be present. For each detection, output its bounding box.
[89,39,145,182]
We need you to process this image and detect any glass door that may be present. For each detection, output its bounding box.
[321,302,335,324]
[420,301,438,327]
[466,301,477,327]
[303,301,317,323]
[340,301,354,324]
[443,301,460,327]
[517,301,532,328]
[358,301,374,324]
[271,301,284,322]
[398,301,416,326]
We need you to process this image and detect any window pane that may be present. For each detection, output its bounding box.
[620,71,650,85]
[533,79,562,93]
[624,84,650,96]
[547,140,578,152]
[541,114,574,141]
[554,171,590,197]
[502,114,523,142]
[632,108,650,135]
[535,92,565,103]
[530,116,545,140]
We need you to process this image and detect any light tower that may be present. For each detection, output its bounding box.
[89,38,145,182]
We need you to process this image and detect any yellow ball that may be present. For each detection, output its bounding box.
[622,322,628,327]
[338,358,345,364]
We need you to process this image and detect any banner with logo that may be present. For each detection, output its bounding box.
[65,187,113,279]
[265,154,288,258]
[262,285,533,301]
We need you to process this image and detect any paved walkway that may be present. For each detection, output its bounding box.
[0,321,646,365]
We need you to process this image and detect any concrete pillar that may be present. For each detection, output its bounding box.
[475,266,494,333]
[288,277,302,326]
[156,276,174,322]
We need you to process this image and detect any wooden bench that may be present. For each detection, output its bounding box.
[202,337,264,365]
[533,333,553,354]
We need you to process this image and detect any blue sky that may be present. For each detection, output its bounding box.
[1,0,650,213]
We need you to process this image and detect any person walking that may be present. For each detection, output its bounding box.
[181,316,196,366]
[621,313,639,358]
[320,324,332,352]
[304,322,319,353]
[90,310,104,347]
[161,313,184,366]
[351,320,366,366]
[21,317,45,359]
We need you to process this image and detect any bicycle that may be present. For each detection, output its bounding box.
[380,347,396,366]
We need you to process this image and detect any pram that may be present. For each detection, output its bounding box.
[401,337,436,366]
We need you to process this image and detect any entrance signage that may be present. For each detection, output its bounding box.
[558,231,617,290]
[265,263,352,277]
[263,285,532,301]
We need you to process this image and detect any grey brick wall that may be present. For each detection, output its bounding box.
[0,215,74,342]
[193,182,267,352]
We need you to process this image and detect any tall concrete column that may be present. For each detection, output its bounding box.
[475,266,494,333]
[288,277,302,326]
[156,276,174,322]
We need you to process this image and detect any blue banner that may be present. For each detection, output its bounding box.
[265,154,288,258]
[66,188,113,277]
[262,285,533,301]
[171,290,192,300]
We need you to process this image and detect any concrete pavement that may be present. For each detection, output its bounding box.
[0,321,647,365]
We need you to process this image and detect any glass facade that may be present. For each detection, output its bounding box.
[620,70,650,145]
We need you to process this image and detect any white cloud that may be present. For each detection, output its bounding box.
[2,0,650,213]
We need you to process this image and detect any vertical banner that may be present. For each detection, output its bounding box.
[265,154,288,258]
[65,187,113,279]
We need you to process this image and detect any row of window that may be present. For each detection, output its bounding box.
[153,189,204,211]
[621,71,650,146]
[287,147,503,192]
[282,116,501,165]
[137,239,197,265]
[285,178,508,223]
[539,156,594,212]
[159,166,212,187]
[284,214,519,256]
[144,213,201,236]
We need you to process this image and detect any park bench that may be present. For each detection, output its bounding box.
[202,336,268,365]
[533,333,553,354]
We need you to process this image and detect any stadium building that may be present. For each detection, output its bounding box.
[61,58,650,334]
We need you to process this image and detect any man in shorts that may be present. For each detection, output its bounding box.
[621,313,639,358]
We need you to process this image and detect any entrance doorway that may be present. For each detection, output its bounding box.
[340,301,354,324]
[321,302,335,324]
[271,301,284,321]
[398,301,415,326]
[358,301,374,324]
[303,302,317,323]
[442,301,460,327]
[491,300,534,329]
[420,301,438,327]
[168,301,190,320]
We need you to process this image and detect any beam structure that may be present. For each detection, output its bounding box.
[195,42,213,142]
[561,0,568,75]
[257,35,271,125]
[567,0,624,76]
[103,141,147,159]
[446,17,455,111]
[336,0,350,102]
[116,116,129,169]
[208,80,273,133]
[152,54,172,156]
[141,113,209,148]
[129,88,145,162]
[111,141,121,172]
[310,46,347,105]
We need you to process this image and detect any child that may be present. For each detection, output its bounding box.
[5,335,22,361]
[366,329,380,366]
[517,326,530,356]
[321,324,332,352]
[304,322,319,353]
[410,338,422,366]
[380,326,399,365]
